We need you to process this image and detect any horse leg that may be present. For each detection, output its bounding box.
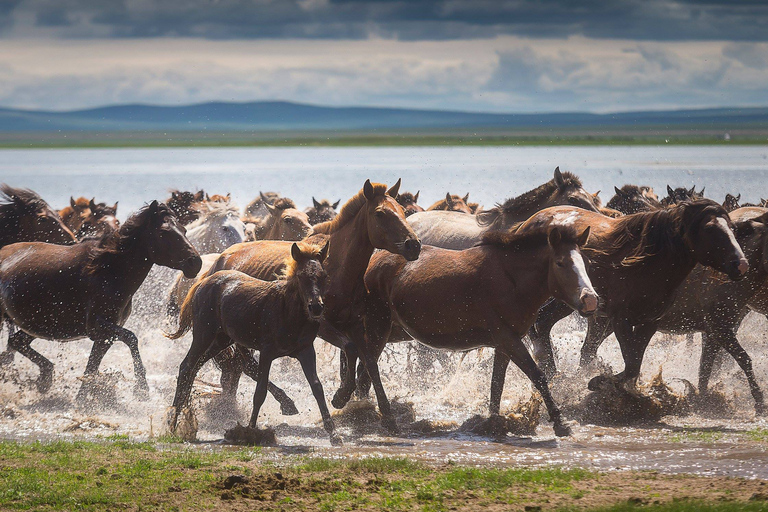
[708,325,764,415]
[216,347,243,406]
[87,316,149,399]
[489,349,510,415]
[247,351,274,428]
[698,330,718,396]
[528,299,573,379]
[355,358,371,400]
[613,321,657,390]
[74,339,112,403]
[579,316,613,368]
[295,344,342,446]
[239,349,299,416]
[316,322,358,410]
[0,320,16,366]
[498,334,570,437]
[8,330,53,393]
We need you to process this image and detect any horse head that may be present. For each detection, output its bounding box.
[681,200,748,281]
[546,226,598,316]
[363,179,421,261]
[146,200,202,278]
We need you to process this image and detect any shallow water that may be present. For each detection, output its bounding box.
[1,145,768,479]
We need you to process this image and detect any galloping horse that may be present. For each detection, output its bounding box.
[256,198,312,241]
[0,185,75,248]
[59,197,91,235]
[361,223,597,435]
[427,193,473,214]
[607,185,661,215]
[0,201,201,398]
[396,191,424,217]
[408,168,600,250]
[723,193,742,213]
[305,198,340,225]
[168,241,341,445]
[205,180,421,425]
[184,202,247,254]
[77,199,120,239]
[524,200,748,394]
[661,185,704,206]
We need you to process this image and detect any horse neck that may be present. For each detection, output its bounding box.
[94,232,155,294]
[495,245,553,320]
[324,209,374,301]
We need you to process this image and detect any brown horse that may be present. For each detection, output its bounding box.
[78,199,120,239]
[661,185,704,206]
[205,193,231,204]
[0,201,202,398]
[362,224,597,435]
[578,207,768,413]
[244,191,280,220]
[206,180,421,418]
[305,198,340,225]
[607,185,661,215]
[167,241,341,445]
[0,185,75,248]
[427,193,473,214]
[255,198,313,241]
[524,200,748,392]
[396,191,425,217]
[166,190,205,225]
[723,193,742,213]
[59,197,91,235]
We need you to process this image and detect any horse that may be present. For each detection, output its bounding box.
[396,191,425,217]
[166,190,205,225]
[0,185,76,248]
[167,241,341,445]
[205,193,231,204]
[184,202,247,254]
[723,193,742,213]
[661,185,705,206]
[607,185,661,215]
[408,167,600,250]
[244,191,280,220]
[577,206,768,414]
[361,223,597,435]
[427,193,473,214]
[305,198,340,225]
[204,180,421,426]
[77,199,120,239]
[253,198,313,241]
[59,197,91,235]
[0,201,202,398]
[524,200,748,394]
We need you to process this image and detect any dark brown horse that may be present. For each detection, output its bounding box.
[206,180,421,423]
[255,198,313,241]
[722,193,742,213]
[661,185,704,206]
[0,185,75,248]
[362,224,597,435]
[0,201,202,398]
[607,185,661,215]
[427,193,473,214]
[167,241,342,445]
[396,191,424,217]
[166,190,205,225]
[305,198,340,225]
[525,200,748,393]
[577,206,768,413]
[77,199,120,239]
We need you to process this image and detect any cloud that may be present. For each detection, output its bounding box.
[3,0,768,41]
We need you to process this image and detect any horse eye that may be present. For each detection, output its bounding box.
[556,260,566,268]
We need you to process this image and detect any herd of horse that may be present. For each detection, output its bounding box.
[0,169,765,445]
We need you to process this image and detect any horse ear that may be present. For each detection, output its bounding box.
[149,200,159,214]
[313,197,321,209]
[195,190,205,201]
[113,202,118,211]
[363,179,375,201]
[462,193,470,203]
[387,178,401,198]
[578,226,591,247]
[226,193,231,200]
[205,193,211,202]
[89,198,97,210]
[593,190,601,199]
[699,187,705,197]
[414,191,420,202]
[445,192,453,205]
[291,243,303,262]
[332,199,341,209]
[554,167,564,188]
[318,240,330,263]
[667,185,674,197]
[265,202,276,215]
[614,186,624,197]
[70,197,76,208]
[548,227,562,247]
[737,193,741,202]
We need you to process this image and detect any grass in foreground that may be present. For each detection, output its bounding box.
[1,439,767,511]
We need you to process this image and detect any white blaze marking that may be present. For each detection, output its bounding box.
[716,217,744,260]
[570,249,595,297]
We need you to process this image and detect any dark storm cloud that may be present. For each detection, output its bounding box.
[5,0,768,41]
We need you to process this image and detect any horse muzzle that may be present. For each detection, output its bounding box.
[727,257,749,281]
[308,300,324,320]
[402,238,421,261]
[182,255,203,278]
[578,290,599,316]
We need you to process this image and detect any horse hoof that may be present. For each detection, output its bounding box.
[280,401,300,416]
[381,416,400,435]
[330,434,344,447]
[554,423,572,437]
[331,393,349,410]
[587,375,609,391]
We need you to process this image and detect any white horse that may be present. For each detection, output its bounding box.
[185,203,246,254]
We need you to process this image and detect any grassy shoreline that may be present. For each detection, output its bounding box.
[2,438,768,511]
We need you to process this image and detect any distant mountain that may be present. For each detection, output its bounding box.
[0,101,766,132]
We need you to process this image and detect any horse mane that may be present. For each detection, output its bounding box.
[477,171,583,228]
[272,198,297,211]
[279,240,328,280]
[185,202,239,229]
[85,203,171,273]
[479,224,581,252]
[312,183,388,234]
[595,199,726,267]
[0,185,53,237]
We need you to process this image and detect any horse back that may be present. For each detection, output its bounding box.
[210,240,294,281]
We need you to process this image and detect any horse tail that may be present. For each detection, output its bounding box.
[165,278,204,340]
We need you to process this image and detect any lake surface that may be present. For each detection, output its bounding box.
[1,145,767,217]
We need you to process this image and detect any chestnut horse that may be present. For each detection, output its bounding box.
[59,197,91,235]
[578,207,768,413]
[206,179,421,416]
[256,198,312,241]
[0,201,202,398]
[362,224,597,435]
[1,185,75,248]
[167,241,341,445]
[524,200,748,394]
[396,191,424,217]
[305,198,340,225]
[427,193,473,214]
[409,168,600,250]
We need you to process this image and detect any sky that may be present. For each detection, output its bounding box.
[1,0,767,113]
